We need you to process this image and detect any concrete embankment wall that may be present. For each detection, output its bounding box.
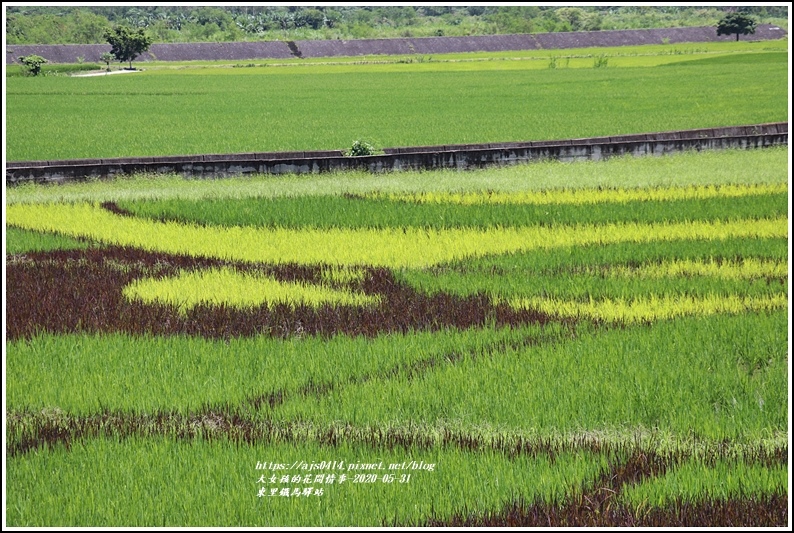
[5,123,788,186]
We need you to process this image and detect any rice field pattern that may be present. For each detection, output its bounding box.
[5,166,789,526]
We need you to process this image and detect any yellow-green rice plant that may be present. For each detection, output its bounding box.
[372,183,787,206]
[5,202,788,269]
[319,265,367,286]
[507,292,787,324]
[123,267,379,314]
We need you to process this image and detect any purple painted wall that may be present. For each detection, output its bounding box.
[6,25,787,65]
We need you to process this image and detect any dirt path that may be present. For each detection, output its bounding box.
[71,69,142,77]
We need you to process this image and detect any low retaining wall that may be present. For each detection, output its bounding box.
[5,123,788,186]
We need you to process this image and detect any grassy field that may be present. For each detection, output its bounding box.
[5,41,788,161]
[5,144,789,526]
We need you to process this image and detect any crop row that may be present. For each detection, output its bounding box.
[508,293,786,324]
[370,182,787,206]
[6,226,92,254]
[6,425,786,526]
[400,237,787,296]
[6,202,786,268]
[114,187,787,229]
[619,458,788,509]
[5,148,788,208]
[428,493,787,527]
[584,257,787,280]
[1,435,613,527]
[267,310,787,441]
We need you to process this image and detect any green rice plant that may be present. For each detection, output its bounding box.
[619,458,788,510]
[114,187,787,229]
[6,324,560,415]
[122,267,379,314]
[600,258,788,280]
[5,49,787,160]
[406,258,786,304]
[400,237,788,296]
[5,435,610,527]
[269,311,788,442]
[6,226,94,253]
[592,53,609,69]
[661,51,788,68]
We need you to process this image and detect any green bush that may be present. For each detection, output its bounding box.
[18,54,48,76]
[347,139,377,156]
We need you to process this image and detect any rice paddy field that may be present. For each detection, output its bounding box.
[3,40,791,527]
[5,40,788,161]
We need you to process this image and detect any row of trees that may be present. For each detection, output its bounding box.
[7,5,787,45]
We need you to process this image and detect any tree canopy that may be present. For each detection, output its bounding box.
[5,6,787,45]
[104,25,152,69]
[716,13,757,41]
[18,54,48,76]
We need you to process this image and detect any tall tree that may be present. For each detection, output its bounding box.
[104,25,152,69]
[716,12,757,41]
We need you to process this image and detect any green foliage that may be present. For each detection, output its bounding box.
[7,62,102,77]
[3,6,788,45]
[295,8,326,30]
[100,51,115,71]
[346,139,377,157]
[103,25,152,69]
[716,12,757,41]
[17,54,48,76]
[6,8,109,45]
